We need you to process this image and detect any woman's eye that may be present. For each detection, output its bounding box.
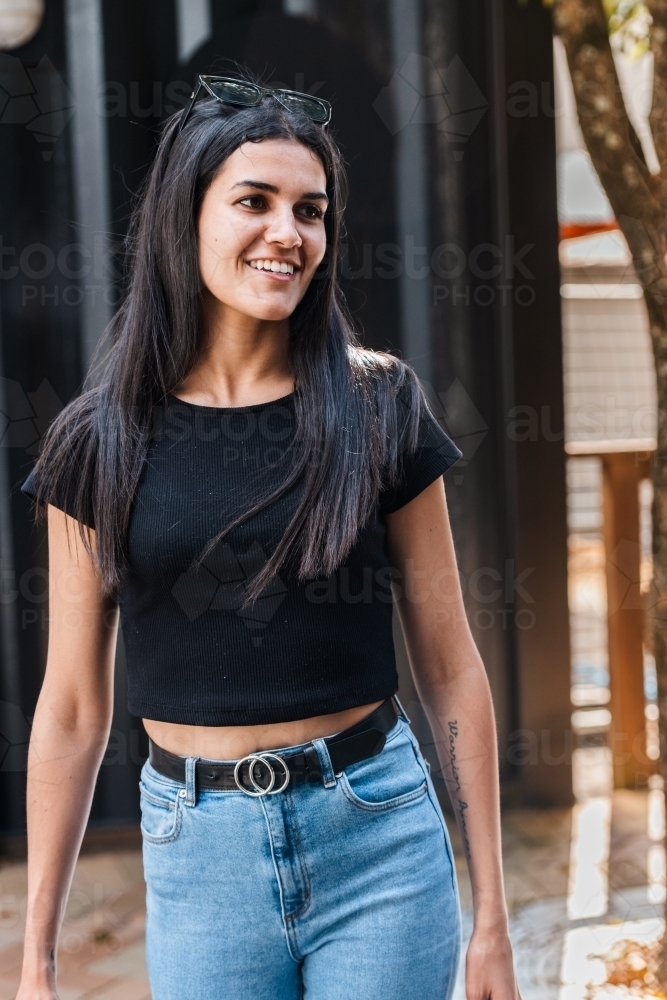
[239,196,265,209]
[299,204,324,220]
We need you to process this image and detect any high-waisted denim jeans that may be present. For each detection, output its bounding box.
[140,709,462,1000]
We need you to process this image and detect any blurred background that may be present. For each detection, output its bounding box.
[0,0,663,996]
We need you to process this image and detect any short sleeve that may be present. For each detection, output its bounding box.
[379,404,462,515]
[21,465,96,528]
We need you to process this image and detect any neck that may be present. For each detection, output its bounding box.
[177,294,294,408]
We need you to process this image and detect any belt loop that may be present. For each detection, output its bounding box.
[311,738,337,787]
[184,756,198,806]
[393,694,411,723]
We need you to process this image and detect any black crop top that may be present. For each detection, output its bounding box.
[22,392,461,726]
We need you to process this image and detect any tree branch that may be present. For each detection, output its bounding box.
[647,0,667,175]
[552,0,664,226]
[552,3,667,985]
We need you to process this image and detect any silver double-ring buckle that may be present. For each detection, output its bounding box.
[233,752,290,797]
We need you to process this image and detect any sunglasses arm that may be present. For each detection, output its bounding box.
[178,79,203,134]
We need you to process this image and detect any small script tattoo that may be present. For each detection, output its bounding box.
[447,719,471,861]
[50,948,55,975]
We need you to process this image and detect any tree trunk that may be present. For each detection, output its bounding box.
[649,302,667,985]
[551,0,667,980]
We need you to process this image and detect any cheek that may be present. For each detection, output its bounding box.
[197,213,256,285]
[303,227,327,272]
[198,220,226,281]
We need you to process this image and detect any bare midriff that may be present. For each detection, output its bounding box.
[142,699,385,760]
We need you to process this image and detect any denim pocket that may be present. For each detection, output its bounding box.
[407,738,459,893]
[139,782,183,844]
[339,725,428,812]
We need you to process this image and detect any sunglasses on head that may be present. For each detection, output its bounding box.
[178,75,332,134]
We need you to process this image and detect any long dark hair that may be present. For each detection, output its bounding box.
[32,89,426,603]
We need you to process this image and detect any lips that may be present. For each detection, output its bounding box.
[247,259,297,274]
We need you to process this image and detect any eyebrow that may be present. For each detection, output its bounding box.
[232,180,329,201]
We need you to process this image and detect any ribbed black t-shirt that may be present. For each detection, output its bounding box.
[22,391,461,726]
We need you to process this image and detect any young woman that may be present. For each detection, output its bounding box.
[17,77,520,1000]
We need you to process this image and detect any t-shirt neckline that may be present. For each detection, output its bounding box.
[167,391,296,414]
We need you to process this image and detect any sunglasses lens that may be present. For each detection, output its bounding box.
[195,77,330,125]
[205,79,261,106]
[275,92,330,123]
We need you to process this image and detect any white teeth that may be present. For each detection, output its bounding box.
[248,260,294,274]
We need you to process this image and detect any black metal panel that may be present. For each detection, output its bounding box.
[0,0,570,830]
[423,0,518,776]
[0,0,402,832]
[100,0,400,352]
[0,0,83,833]
[503,0,572,805]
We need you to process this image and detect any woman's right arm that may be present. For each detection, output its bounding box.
[17,506,119,999]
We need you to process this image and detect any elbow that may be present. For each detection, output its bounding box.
[33,682,113,747]
[415,646,489,698]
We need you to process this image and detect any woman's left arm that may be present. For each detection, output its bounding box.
[385,476,521,1000]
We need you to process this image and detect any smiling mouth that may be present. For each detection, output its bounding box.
[247,259,297,275]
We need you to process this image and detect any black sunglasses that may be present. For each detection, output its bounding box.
[178,75,332,134]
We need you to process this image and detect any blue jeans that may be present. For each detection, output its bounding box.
[140,712,462,999]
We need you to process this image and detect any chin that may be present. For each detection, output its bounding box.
[245,302,297,322]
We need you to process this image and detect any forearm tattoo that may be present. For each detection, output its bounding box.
[447,720,471,861]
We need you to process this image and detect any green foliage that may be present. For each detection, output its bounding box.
[534,0,651,56]
[603,0,651,57]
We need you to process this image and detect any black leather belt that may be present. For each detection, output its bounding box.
[148,697,400,796]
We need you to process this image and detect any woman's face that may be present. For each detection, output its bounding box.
[197,138,329,323]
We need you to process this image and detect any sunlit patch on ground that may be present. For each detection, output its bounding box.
[451,738,662,998]
[561,919,664,998]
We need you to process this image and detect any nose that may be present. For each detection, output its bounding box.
[263,205,302,249]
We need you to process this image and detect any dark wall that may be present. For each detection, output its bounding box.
[0,0,403,834]
[101,0,400,353]
[419,0,572,803]
[504,0,573,805]
[423,0,518,779]
[0,0,82,832]
[0,0,572,832]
